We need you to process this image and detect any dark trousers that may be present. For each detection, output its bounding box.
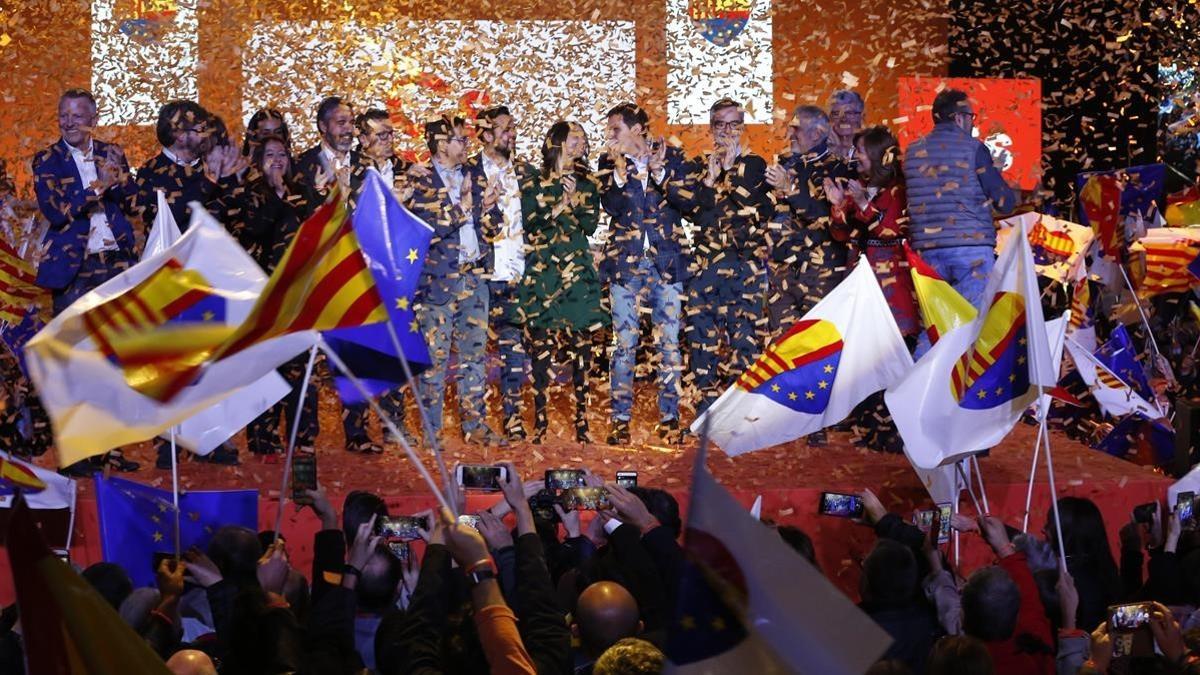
[527,326,590,433]
[51,249,133,315]
[247,354,321,453]
[685,259,765,415]
[489,281,528,424]
[341,390,407,445]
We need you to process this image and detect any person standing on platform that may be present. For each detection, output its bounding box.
[33,88,140,475]
[234,135,320,461]
[764,105,855,331]
[828,89,866,165]
[676,98,772,416]
[295,96,356,212]
[598,103,688,445]
[517,121,608,443]
[903,89,1018,323]
[409,115,504,446]
[467,105,535,440]
[242,108,292,158]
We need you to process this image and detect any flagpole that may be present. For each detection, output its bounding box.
[952,465,960,568]
[1022,421,1044,532]
[970,454,990,514]
[319,338,455,515]
[1117,263,1173,385]
[273,344,320,538]
[169,426,181,559]
[955,461,984,516]
[381,319,456,508]
[1036,390,1069,566]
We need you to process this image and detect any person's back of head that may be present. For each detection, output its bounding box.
[926,635,994,675]
[573,581,643,657]
[962,566,1020,642]
[776,524,818,569]
[81,562,133,610]
[865,659,914,675]
[357,550,402,614]
[343,490,387,542]
[207,525,263,589]
[628,487,682,538]
[166,649,218,675]
[592,637,664,675]
[862,539,918,608]
[931,89,970,124]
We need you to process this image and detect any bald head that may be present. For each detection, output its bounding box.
[166,650,217,675]
[574,581,642,657]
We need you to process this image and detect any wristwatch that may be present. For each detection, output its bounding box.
[465,560,497,587]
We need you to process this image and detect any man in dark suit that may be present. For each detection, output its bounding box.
[597,103,689,445]
[674,99,773,416]
[32,88,139,473]
[465,105,533,440]
[295,96,356,216]
[408,115,503,445]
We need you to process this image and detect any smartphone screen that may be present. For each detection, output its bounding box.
[377,515,428,541]
[1178,492,1195,529]
[457,514,481,530]
[616,471,638,488]
[818,492,863,519]
[545,469,587,491]
[386,541,410,562]
[1109,603,1151,630]
[458,465,505,491]
[1132,502,1157,524]
[291,455,317,502]
[913,510,935,532]
[561,487,611,511]
[937,503,953,544]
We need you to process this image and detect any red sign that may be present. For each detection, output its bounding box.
[896,77,1041,190]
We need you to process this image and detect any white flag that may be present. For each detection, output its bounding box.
[691,258,913,455]
[1064,337,1163,420]
[24,205,311,465]
[887,221,1057,470]
[142,190,182,260]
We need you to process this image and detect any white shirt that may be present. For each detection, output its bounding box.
[320,143,349,173]
[481,152,524,282]
[66,140,118,254]
[162,146,200,168]
[433,159,480,265]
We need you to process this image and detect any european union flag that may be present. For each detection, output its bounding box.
[1075,164,1166,225]
[665,556,749,665]
[95,475,257,587]
[1093,415,1175,465]
[1095,325,1154,403]
[324,169,433,402]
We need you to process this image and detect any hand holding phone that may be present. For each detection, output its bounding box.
[545,469,587,491]
[456,464,508,492]
[615,471,638,488]
[818,492,863,519]
[377,515,429,542]
[561,487,611,511]
[291,454,317,504]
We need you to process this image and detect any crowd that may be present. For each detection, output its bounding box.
[0,85,1020,476]
[7,462,1200,674]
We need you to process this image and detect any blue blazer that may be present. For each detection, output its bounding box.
[597,145,690,285]
[32,139,138,290]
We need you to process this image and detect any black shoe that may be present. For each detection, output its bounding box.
[106,453,140,472]
[59,460,96,478]
[198,442,240,466]
[504,416,527,441]
[607,420,630,446]
[656,418,681,444]
[155,446,175,470]
[346,438,384,455]
[806,430,828,447]
[575,422,591,444]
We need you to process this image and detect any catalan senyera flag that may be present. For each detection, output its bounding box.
[887,219,1057,470]
[1066,261,1097,353]
[0,236,49,325]
[1064,336,1162,420]
[1080,173,1124,261]
[997,212,1094,283]
[24,204,302,465]
[106,192,388,403]
[1132,228,1200,296]
[905,243,977,345]
[691,257,913,455]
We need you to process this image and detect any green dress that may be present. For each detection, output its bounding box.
[516,172,609,332]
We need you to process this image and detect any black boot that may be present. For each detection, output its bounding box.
[607,420,630,446]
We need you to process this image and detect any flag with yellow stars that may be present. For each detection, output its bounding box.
[1064,328,1163,421]
[887,219,1058,471]
[665,446,891,673]
[96,475,257,588]
[324,168,433,402]
[691,257,913,455]
[24,206,299,465]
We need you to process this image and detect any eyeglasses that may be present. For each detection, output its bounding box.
[711,121,744,132]
[449,135,468,144]
[959,112,978,121]
[830,110,864,119]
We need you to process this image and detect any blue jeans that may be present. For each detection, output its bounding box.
[415,270,491,437]
[610,259,682,423]
[914,245,995,358]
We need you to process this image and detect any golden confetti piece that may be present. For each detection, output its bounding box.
[777,507,794,517]
[0,34,10,48]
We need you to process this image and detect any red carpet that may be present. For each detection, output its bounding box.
[0,394,1171,605]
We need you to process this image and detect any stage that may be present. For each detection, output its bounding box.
[0,384,1174,604]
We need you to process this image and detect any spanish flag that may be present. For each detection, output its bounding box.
[0,237,48,325]
[106,193,388,402]
[7,496,173,674]
[904,243,977,345]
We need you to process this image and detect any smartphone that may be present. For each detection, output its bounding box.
[818,492,864,519]
[386,541,410,562]
[937,503,953,544]
[152,551,176,575]
[291,454,317,503]
[561,487,611,511]
[616,471,638,488]
[377,515,428,542]
[1109,602,1151,631]
[545,469,587,491]
[913,509,936,532]
[1132,502,1157,525]
[456,465,507,491]
[1178,492,1196,531]
[529,489,561,523]
[1108,602,1156,657]
[457,514,481,530]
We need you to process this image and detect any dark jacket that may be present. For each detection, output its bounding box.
[860,600,942,673]
[674,152,772,274]
[225,176,310,273]
[768,142,855,270]
[516,170,608,331]
[32,139,138,290]
[133,151,238,234]
[596,146,691,285]
[294,144,337,217]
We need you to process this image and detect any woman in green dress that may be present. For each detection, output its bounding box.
[518,121,609,443]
